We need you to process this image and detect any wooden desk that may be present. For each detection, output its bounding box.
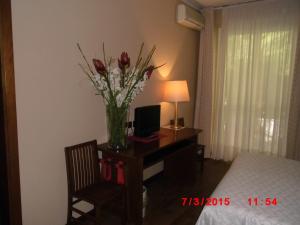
[97,128,201,225]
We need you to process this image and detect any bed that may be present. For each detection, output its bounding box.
[196,152,300,225]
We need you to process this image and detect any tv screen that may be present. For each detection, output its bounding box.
[134,105,161,137]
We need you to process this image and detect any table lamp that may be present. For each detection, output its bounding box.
[164,80,190,130]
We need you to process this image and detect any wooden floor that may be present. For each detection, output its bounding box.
[143,159,231,225]
[77,159,231,225]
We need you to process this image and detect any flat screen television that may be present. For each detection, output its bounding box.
[134,105,160,137]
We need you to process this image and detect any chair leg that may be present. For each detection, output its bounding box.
[95,205,102,224]
[66,196,72,225]
[121,192,127,225]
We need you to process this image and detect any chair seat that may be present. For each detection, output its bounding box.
[74,182,123,206]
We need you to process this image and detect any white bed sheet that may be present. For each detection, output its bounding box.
[196,152,300,225]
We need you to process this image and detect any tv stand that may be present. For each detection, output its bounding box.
[98,128,201,225]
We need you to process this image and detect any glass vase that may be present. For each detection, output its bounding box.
[106,104,128,150]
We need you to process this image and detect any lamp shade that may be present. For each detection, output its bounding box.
[164,80,190,102]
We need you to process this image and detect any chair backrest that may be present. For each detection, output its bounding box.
[65,140,100,194]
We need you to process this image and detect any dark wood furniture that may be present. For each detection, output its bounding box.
[0,0,23,224]
[197,144,205,171]
[98,128,201,225]
[65,140,126,225]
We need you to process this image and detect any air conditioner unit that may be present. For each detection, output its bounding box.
[177,4,204,31]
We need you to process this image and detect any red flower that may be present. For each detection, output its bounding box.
[93,59,106,74]
[145,65,155,79]
[118,52,130,70]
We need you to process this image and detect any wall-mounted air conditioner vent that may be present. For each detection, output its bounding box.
[177,4,204,31]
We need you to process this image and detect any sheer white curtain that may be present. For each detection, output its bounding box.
[287,33,300,160]
[211,0,300,161]
[194,8,215,158]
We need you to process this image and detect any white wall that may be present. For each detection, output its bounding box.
[11,0,199,224]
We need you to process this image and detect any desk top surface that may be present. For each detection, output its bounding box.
[97,128,201,159]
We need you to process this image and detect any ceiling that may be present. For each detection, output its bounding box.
[195,0,259,7]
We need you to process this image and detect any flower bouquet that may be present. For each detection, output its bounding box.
[77,43,163,150]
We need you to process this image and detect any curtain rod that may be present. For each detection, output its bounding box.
[213,0,267,9]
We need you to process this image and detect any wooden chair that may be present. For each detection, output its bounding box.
[65,140,127,225]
